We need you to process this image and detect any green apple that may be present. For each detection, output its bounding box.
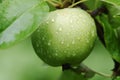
[31,8,97,66]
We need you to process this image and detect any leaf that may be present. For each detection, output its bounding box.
[101,0,120,28]
[107,5,120,28]
[101,0,120,6]
[98,14,120,63]
[117,27,120,41]
[0,0,39,32]
[84,0,102,10]
[0,0,49,48]
[0,0,2,3]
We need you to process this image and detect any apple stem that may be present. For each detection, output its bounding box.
[68,0,87,8]
[45,0,62,8]
[62,63,71,71]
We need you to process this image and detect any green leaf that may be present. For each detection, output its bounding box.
[107,5,120,28]
[101,0,120,6]
[101,0,120,28]
[0,0,49,48]
[101,2,120,29]
[117,27,120,41]
[0,0,2,3]
[59,70,87,80]
[85,0,102,10]
[98,14,120,63]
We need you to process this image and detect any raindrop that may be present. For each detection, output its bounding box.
[67,32,70,36]
[91,31,95,37]
[66,44,70,47]
[58,27,62,31]
[70,20,73,23]
[55,50,58,53]
[61,41,64,44]
[86,39,89,43]
[64,50,67,53]
[46,21,49,24]
[72,53,76,56]
[77,37,81,40]
[82,19,85,22]
[48,42,51,46]
[36,44,39,47]
[37,29,40,32]
[51,19,55,22]
[56,31,59,34]
[57,13,60,16]
[71,26,74,28]
[55,53,58,56]
[42,37,45,40]
[72,40,75,44]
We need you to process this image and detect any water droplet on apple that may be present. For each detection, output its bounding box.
[64,50,67,53]
[86,39,89,43]
[70,20,73,23]
[48,42,51,46]
[67,44,70,47]
[72,53,76,56]
[36,44,39,47]
[51,19,55,22]
[58,27,62,31]
[42,37,45,40]
[72,40,75,44]
[55,53,58,56]
[77,37,81,40]
[91,31,95,37]
[37,29,40,32]
[61,41,64,44]
[46,21,49,24]
[56,31,59,34]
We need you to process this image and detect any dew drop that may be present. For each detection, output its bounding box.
[37,29,40,32]
[72,53,76,56]
[64,50,67,53]
[46,21,49,24]
[67,32,70,36]
[42,37,45,40]
[36,44,39,47]
[91,31,95,37]
[51,19,55,22]
[70,20,73,23]
[55,53,58,56]
[55,50,58,53]
[77,37,81,40]
[83,19,86,23]
[72,40,75,44]
[48,42,51,46]
[86,39,89,43]
[56,31,58,34]
[61,41,64,44]
[66,44,70,47]
[58,27,62,31]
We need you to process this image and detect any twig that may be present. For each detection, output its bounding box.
[62,63,112,78]
[69,0,87,8]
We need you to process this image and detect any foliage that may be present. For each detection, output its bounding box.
[1,0,120,80]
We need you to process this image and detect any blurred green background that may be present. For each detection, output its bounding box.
[0,38,114,80]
